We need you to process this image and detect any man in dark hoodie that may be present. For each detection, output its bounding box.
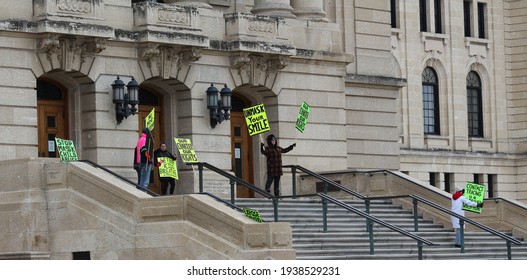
[451,185,483,247]
[260,134,296,196]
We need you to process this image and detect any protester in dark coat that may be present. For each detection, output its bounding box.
[154,141,177,195]
[260,134,295,196]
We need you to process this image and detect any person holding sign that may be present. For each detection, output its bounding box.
[154,142,178,195]
[136,128,155,192]
[260,134,296,196]
[451,185,484,248]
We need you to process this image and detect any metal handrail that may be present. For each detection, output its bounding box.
[79,159,159,197]
[187,162,281,221]
[285,165,525,259]
[319,193,435,260]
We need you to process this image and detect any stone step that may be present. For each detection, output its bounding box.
[238,197,527,259]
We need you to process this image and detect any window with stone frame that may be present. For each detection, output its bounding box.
[467,71,483,137]
[422,67,440,135]
[419,0,444,34]
[463,0,487,39]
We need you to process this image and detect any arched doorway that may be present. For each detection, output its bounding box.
[37,79,68,158]
[231,95,254,198]
[137,87,164,195]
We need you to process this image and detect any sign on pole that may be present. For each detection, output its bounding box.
[174,138,199,163]
[462,182,485,214]
[55,137,78,162]
[243,103,270,136]
[145,108,155,131]
[295,101,311,133]
[157,157,178,179]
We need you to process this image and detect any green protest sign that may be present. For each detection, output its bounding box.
[462,182,485,214]
[55,137,78,162]
[243,207,263,223]
[295,101,310,133]
[174,138,199,163]
[157,157,178,179]
[145,108,155,132]
[243,103,270,136]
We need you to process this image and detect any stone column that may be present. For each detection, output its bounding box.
[290,0,328,22]
[251,0,296,19]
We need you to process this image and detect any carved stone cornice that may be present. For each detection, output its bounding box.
[139,44,202,79]
[38,34,107,71]
[230,53,288,85]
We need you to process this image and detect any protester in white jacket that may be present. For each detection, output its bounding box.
[451,185,483,247]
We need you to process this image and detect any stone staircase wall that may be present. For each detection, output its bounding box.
[0,158,295,260]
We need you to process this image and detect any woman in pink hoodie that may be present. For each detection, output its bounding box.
[451,185,483,247]
[135,128,154,192]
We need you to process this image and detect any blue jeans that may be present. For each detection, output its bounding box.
[139,163,153,191]
[455,228,462,246]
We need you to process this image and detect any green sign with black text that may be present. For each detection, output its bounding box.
[174,138,198,163]
[295,101,310,133]
[243,104,270,136]
[243,207,263,223]
[55,137,78,162]
[462,182,485,214]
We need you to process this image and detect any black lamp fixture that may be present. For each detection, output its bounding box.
[112,76,139,125]
[206,83,232,128]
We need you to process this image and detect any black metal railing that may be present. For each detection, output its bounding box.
[319,193,435,260]
[187,162,282,221]
[286,165,525,259]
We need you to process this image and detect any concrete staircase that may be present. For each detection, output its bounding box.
[236,197,527,260]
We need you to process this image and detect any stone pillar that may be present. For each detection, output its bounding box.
[251,0,296,19]
[290,0,328,22]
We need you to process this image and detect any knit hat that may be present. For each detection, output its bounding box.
[455,185,464,192]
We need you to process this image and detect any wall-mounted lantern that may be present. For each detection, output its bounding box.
[112,76,139,125]
[206,83,232,128]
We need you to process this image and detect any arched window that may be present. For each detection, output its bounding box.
[467,71,483,137]
[422,67,440,135]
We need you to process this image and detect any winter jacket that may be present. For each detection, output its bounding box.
[136,133,154,165]
[261,138,294,177]
[451,191,477,228]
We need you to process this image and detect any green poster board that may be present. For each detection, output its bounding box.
[157,157,178,179]
[55,137,78,162]
[243,207,263,223]
[462,182,485,214]
[243,103,270,136]
[174,138,199,163]
[145,108,155,132]
[295,101,311,133]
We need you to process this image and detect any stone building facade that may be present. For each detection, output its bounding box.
[0,0,525,203]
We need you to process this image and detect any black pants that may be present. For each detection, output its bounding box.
[265,174,281,196]
[160,178,176,195]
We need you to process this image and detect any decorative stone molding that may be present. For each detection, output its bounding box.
[139,44,203,79]
[38,34,107,71]
[230,53,288,85]
[57,0,92,14]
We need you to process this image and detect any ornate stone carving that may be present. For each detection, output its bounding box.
[230,53,252,79]
[248,20,275,33]
[180,47,202,63]
[158,8,190,25]
[230,53,288,85]
[57,0,92,14]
